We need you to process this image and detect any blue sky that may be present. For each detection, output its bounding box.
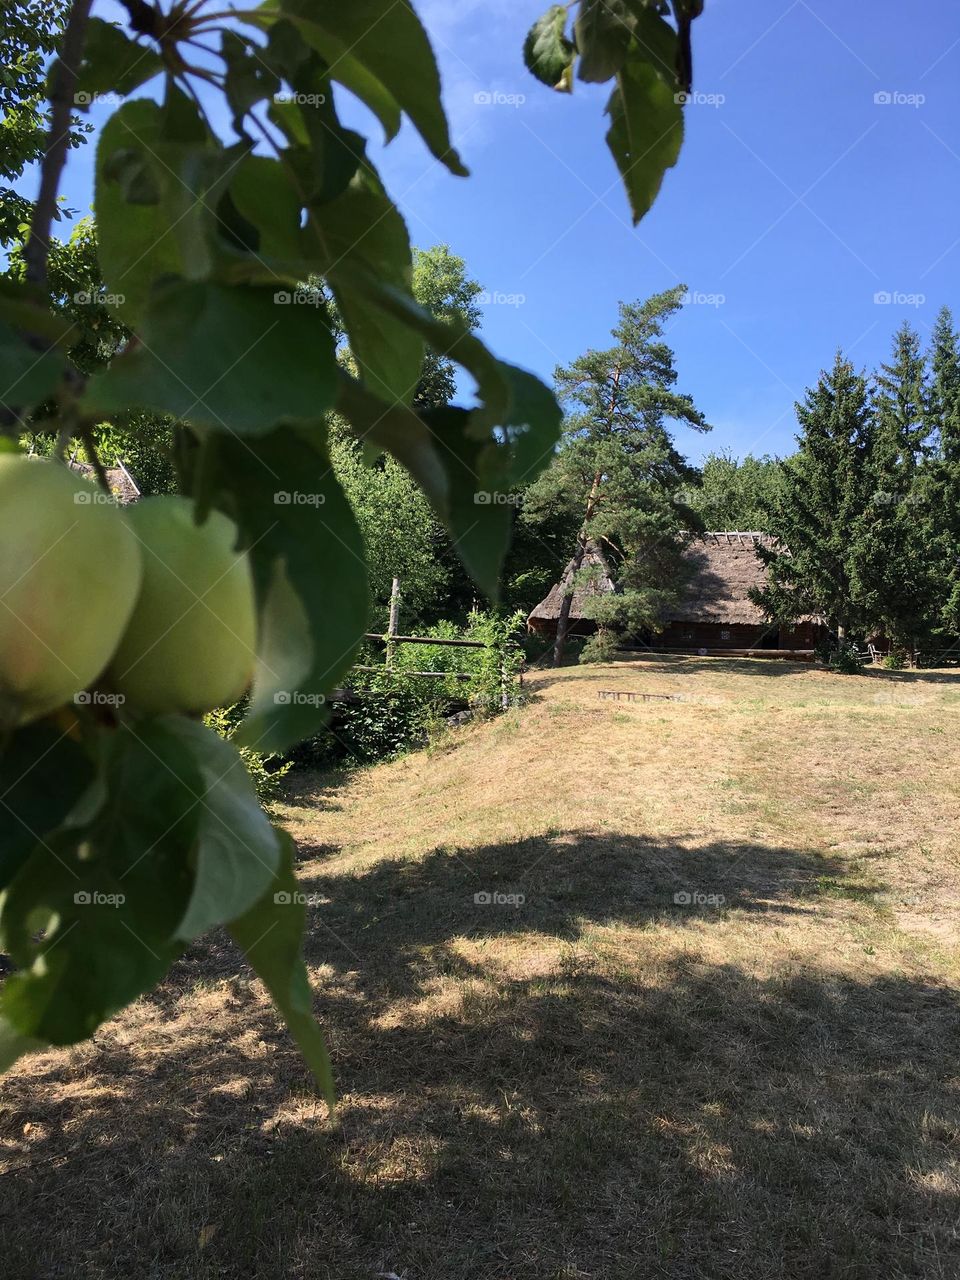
[48,0,960,464]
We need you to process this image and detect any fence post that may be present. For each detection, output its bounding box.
[386,576,400,670]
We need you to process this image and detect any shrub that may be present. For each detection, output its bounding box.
[294,610,526,767]
[828,639,864,674]
[579,628,621,664]
[204,703,292,807]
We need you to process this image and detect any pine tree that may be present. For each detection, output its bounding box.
[524,285,709,664]
[919,307,960,635]
[754,353,873,640]
[848,322,939,654]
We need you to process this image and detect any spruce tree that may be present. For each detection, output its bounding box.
[847,322,938,654]
[918,307,960,636]
[754,353,873,640]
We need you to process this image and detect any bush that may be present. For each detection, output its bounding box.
[204,703,292,806]
[294,610,527,767]
[828,639,864,675]
[579,628,621,664]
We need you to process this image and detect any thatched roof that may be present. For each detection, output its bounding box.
[528,531,814,628]
[666,532,775,625]
[527,539,615,622]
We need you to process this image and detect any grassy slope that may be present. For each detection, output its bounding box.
[3,656,960,1279]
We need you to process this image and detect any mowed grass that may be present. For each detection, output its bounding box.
[3,655,960,1279]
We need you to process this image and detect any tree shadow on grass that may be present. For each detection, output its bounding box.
[1,832,957,1280]
[286,830,848,1007]
[530,654,960,691]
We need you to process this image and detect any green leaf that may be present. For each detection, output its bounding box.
[0,722,95,892]
[227,829,335,1105]
[0,318,64,411]
[309,167,422,405]
[83,280,338,434]
[0,280,78,349]
[96,100,216,324]
[524,6,575,92]
[253,0,467,175]
[575,0,635,82]
[605,48,683,224]
[227,154,306,263]
[0,721,202,1054]
[257,23,365,205]
[164,717,281,941]
[211,428,370,753]
[221,29,281,136]
[630,7,682,87]
[253,13,402,146]
[336,361,562,597]
[74,18,163,103]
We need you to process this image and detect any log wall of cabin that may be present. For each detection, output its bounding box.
[657,621,818,651]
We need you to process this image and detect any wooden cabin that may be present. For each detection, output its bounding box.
[528,532,824,659]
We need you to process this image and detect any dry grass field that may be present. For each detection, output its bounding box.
[3,655,960,1279]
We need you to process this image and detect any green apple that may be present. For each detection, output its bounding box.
[0,454,142,725]
[108,496,257,714]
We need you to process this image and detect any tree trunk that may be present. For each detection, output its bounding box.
[553,472,603,667]
[552,363,622,667]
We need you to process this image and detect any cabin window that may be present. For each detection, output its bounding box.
[720,629,730,640]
